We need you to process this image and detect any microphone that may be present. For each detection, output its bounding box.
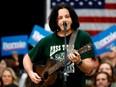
[63,21,67,30]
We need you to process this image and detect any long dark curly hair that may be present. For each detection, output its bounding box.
[48,3,80,32]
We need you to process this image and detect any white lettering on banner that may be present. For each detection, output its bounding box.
[3,41,26,51]
[94,32,116,50]
[32,30,44,42]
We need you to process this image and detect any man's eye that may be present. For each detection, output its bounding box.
[65,15,70,18]
[57,17,62,20]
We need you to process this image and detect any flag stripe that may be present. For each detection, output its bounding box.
[79,23,116,30]
[106,0,116,3]
[78,17,116,23]
[84,0,116,35]
[105,3,116,9]
[76,9,116,17]
[85,30,102,36]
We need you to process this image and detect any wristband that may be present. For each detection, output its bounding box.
[77,59,83,66]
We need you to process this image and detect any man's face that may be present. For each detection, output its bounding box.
[57,8,72,32]
[96,73,110,87]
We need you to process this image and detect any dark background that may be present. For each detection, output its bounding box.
[0,0,46,69]
[1,0,46,36]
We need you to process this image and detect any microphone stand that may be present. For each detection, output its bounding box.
[63,22,67,87]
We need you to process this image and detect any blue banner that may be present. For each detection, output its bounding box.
[28,24,52,47]
[1,35,28,56]
[91,25,116,55]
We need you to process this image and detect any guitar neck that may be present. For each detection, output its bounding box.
[48,60,65,75]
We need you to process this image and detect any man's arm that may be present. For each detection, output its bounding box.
[77,58,93,74]
[23,54,33,75]
[23,53,42,84]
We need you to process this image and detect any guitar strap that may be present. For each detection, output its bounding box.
[63,28,79,76]
[67,28,79,53]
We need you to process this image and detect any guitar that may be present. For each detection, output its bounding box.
[28,43,93,87]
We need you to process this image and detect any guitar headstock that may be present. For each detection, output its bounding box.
[78,43,93,54]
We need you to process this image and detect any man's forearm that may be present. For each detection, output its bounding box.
[23,54,33,75]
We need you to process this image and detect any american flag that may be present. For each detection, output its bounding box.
[50,0,116,36]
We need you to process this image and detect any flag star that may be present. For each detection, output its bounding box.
[75,0,79,2]
[70,2,74,6]
[88,1,93,6]
[66,0,70,2]
[98,1,102,6]
[61,2,65,4]
[56,0,60,2]
[52,2,56,6]
[79,1,84,6]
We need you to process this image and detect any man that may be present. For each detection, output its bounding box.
[23,3,95,87]
[93,72,112,87]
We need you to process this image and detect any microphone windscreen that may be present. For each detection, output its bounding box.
[63,21,67,27]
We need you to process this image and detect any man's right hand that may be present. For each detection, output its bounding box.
[28,71,42,84]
